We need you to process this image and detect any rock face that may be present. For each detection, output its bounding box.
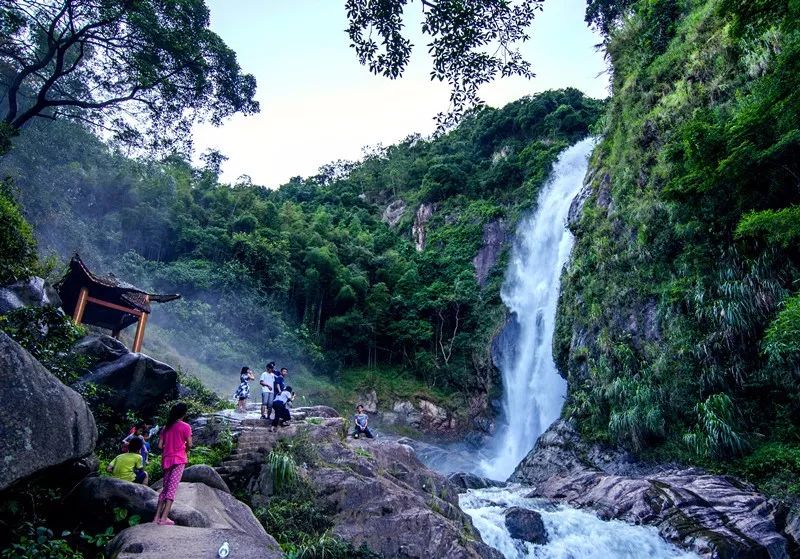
[382,199,406,228]
[150,464,229,494]
[448,472,506,492]
[380,398,457,433]
[0,332,96,491]
[472,218,508,287]
[76,476,283,558]
[108,525,283,559]
[217,412,501,559]
[505,507,548,544]
[512,420,791,558]
[0,277,61,314]
[72,334,178,417]
[412,202,436,251]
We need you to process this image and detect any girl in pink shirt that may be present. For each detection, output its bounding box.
[154,402,192,525]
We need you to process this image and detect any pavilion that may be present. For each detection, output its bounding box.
[57,255,180,352]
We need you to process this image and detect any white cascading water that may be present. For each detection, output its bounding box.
[459,486,700,559]
[481,137,596,480]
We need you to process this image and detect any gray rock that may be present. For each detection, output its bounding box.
[72,335,178,417]
[412,203,436,252]
[356,390,378,413]
[292,405,340,419]
[74,477,264,537]
[505,507,548,544]
[447,472,506,492]
[227,419,501,559]
[473,218,508,287]
[0,332,97,491]
[108,525,283,559]
[512,420,790,558]
[151,464,230,494]
[71,334,129,363]
[0,277,61,314]
[382,199,406,228]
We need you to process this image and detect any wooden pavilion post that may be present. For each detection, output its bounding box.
[131,295,150,353]
[73,287,89,324]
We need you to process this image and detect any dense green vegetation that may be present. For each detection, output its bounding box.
[555,0,800,494]
[1,89,603,402]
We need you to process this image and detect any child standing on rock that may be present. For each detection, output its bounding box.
[154,402,192,526]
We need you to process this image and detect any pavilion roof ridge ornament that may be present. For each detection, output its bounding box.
[56,254,181,352]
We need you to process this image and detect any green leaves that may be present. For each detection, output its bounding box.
[684,393,749,459]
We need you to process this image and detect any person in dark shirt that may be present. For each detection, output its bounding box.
[353,405,373,439]
[274,366,287,395]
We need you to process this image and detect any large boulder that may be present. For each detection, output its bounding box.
[504,507,548,544]
[448,472,506,492]
[230,419,503,559]
[72,334,178,417]
[0,277,61,314]
[151,464,230,494]
[0,332,96,491]
[108,524,283,559]
[512,420,790,558]
[74,477,266,538]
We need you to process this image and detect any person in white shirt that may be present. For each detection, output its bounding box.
[260,362,277,420]
[270,386,295,432]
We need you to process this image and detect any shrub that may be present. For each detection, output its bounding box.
[0,183,38,285]
[684,393,749,458]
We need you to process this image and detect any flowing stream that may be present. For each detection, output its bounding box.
[480,137,596,480]
[459,486,699,559]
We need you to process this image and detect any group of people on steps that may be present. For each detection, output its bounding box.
[235,362,294,432]
[107,403,193,526]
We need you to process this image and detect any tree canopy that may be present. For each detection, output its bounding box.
[345,0,544,129]
[0,0,259,151]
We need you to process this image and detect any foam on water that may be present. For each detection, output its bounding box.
[460,486,700,559]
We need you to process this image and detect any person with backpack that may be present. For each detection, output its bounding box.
[153,403,192,526]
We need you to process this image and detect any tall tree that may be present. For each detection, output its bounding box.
[0,0,258,151]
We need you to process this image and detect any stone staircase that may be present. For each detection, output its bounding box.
[213,405,342,488]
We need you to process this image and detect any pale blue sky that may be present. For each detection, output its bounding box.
[193,0,609,186]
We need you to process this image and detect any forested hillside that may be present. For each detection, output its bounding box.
[1,89,603,402]
[556,0,800,494]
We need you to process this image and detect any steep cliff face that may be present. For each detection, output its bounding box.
[554,0,800,483]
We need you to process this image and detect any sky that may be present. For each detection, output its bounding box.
[192,0,609,187]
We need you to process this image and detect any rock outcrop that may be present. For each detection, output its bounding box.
[472,218,508,287]
[382,199,406,228]
[0,277,61,314]
[504,507,548,544]
[108,525,283,559]
[72,334,178,417]
[150,464,230,494]
[412,203,436,251]
[75,476,283,558]
[215,409,501,559]
[448,472,506,492]
[512,420,791,558]
[379,398,458,434]
[0,332,96,491]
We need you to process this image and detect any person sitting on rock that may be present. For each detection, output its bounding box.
[270,385,295,432]
[107,436,149,485]
[234,366,255,413]
[353,405,374,439]
[154,402,192,526]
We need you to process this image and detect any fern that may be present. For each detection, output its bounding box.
[684,393,748,458]
[268,451,298,494]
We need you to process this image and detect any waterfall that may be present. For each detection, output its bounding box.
[481,137,596,480]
